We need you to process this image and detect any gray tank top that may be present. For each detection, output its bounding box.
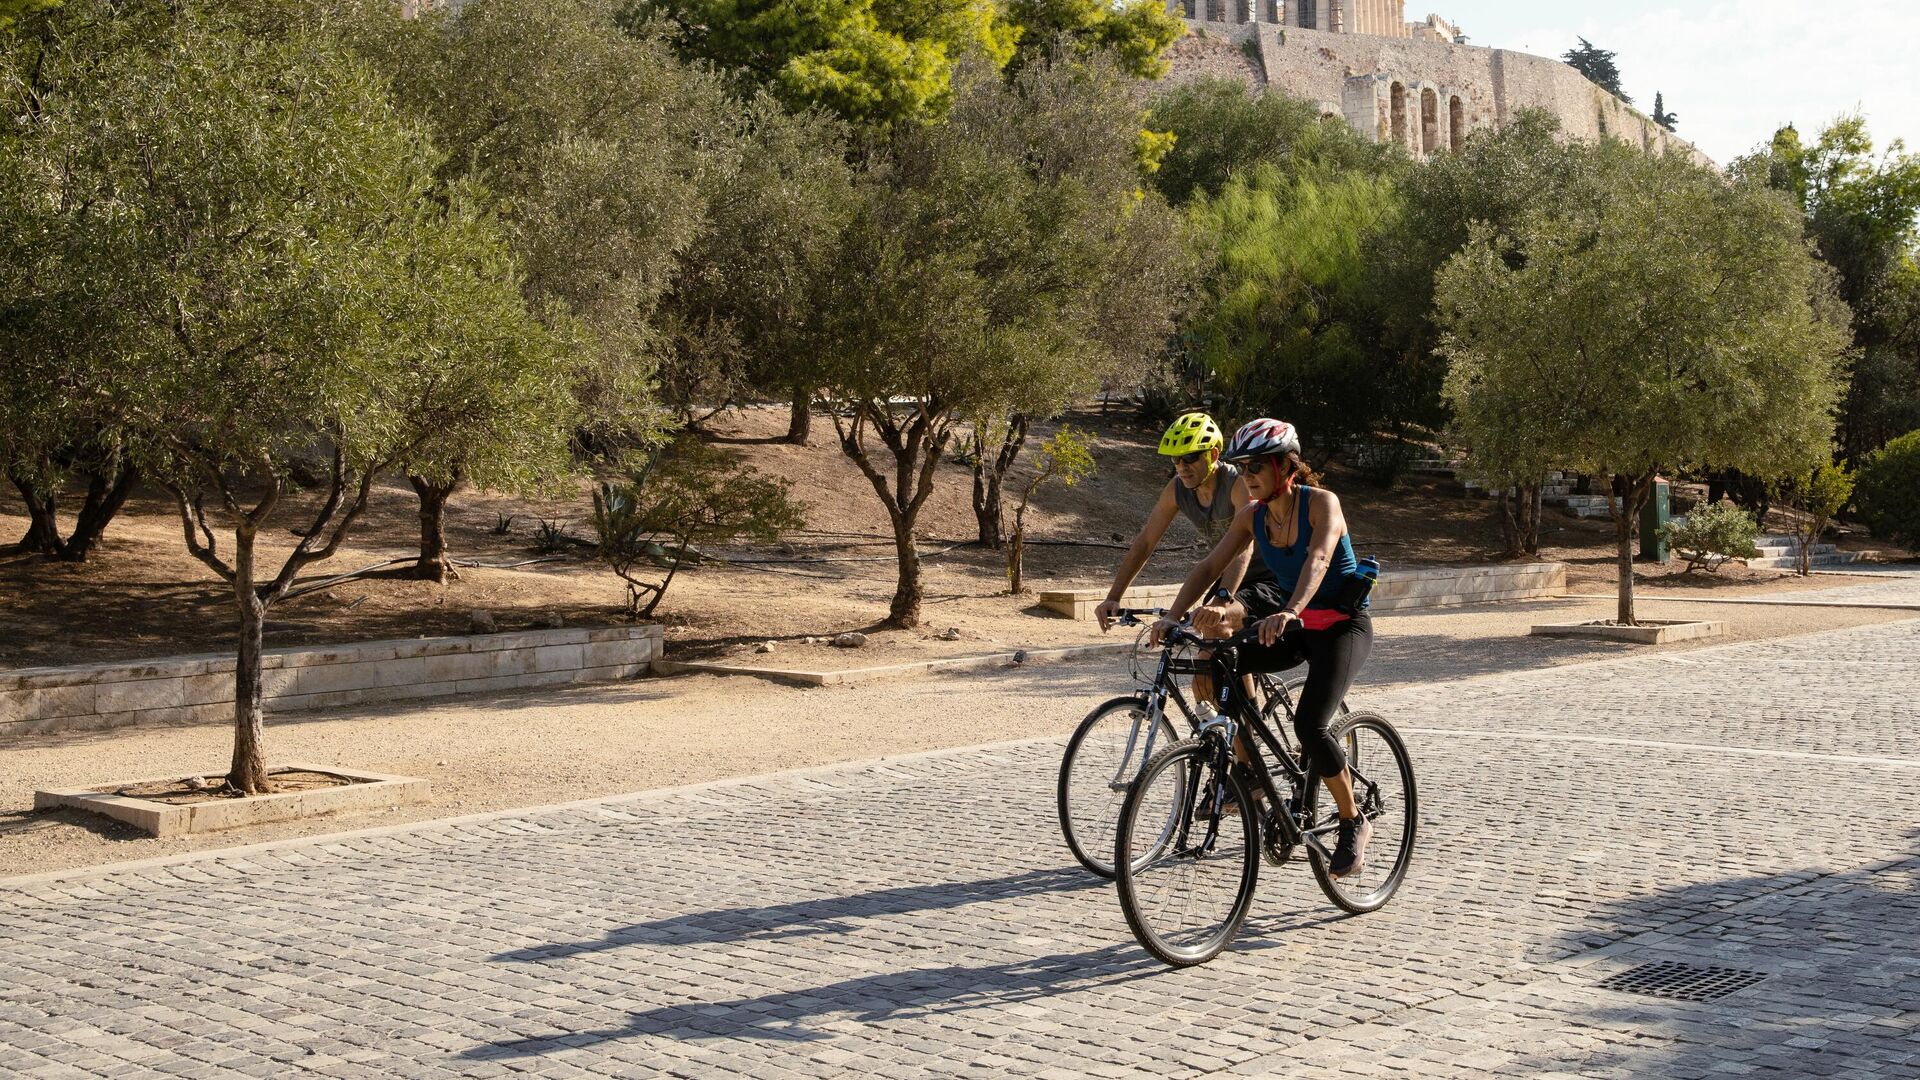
[1174,462,1242,537]
[1174,463,1275,586]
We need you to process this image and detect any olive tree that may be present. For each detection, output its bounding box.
[348,0,730,578]
[54,13,570,793]
[807,57,1184,626]
[1438,142,1851,624]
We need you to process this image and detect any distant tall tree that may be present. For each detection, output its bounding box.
[1562,36,1630,104]
[809,58,1185,626]
[1652,91,1677,130]
[1363,110,1606,551]
[1733,118,1920,462]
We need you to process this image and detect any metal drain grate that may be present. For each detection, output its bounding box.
[1598,961,1768,1002]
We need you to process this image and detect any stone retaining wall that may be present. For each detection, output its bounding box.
[1039,562,1568,619]
[1,626,663,738]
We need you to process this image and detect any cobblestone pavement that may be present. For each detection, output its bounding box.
[4,614,1918,1079]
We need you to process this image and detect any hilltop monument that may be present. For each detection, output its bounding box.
[1166,3,1707,163]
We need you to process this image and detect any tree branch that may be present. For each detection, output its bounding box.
[171,486,235,583]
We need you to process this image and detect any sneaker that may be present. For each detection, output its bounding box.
[1329,814,1372,878]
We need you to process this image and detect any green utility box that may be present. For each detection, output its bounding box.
[1638,479,1671,563]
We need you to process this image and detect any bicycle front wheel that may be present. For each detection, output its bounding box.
[1304,711,1417,914]
[1058,695,1180,878]
[1114,740,1259,967]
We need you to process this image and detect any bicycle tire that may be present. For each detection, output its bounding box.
[1057,696,1180,878]
[1302,711,1417,914]
[1114,739,1260,967]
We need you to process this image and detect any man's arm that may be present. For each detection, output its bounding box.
[1212,474,1257,596]
[1153,505,1256,643]
[1095,480,1181,630]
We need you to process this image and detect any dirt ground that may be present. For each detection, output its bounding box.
[4,405,1909,671]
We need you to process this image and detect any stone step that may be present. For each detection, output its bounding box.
[1741,551,1863,570]
[1753,543,1838,558]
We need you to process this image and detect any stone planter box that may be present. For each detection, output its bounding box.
[2,625,663,738]
[1529,620,1727,645]
[1039,562,1568,619]
[33,764,428,838]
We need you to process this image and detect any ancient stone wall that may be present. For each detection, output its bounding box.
[1169,22,1711,167]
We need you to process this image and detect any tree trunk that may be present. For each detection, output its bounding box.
[1007,529,1024,593]
[785,387,811,445]
[1527,483,1544,555]
[1608,472,1652,626]
[60,459,138,562]
[10,474,61,556]
[972,445,1005,549]
[1496,489,1522,557]
[229,525,273,796]
[406,474,458,582]
[888,511,923,627]
[969,416,1028,550]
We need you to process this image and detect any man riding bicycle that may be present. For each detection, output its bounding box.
[1149,418,1376,879]
[1095,411,1273,633]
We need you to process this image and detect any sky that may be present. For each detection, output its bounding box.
[1437,1,1920,166]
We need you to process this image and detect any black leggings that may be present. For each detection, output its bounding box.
[1232,609,1373,778]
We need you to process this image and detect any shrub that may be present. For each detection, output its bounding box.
[1660,500,1761,573]
[1856,429,1920,546]
[591,437,806,617]
[1774,461,1854,575]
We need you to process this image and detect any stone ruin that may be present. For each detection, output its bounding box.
[1165,1,1709,165]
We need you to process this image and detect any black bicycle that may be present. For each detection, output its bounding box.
[1111,615,1416,966]
[1056,609,1342,880]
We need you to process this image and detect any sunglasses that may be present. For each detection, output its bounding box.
[1175,451,1210,467]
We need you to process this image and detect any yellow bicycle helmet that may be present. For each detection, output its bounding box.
[1158,412,1225,457]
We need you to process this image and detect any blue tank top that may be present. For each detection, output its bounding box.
[1252,486,1361,610]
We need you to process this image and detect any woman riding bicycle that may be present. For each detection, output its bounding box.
[1149,418,1375,878]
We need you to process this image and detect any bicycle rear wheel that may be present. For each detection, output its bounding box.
[1058,696,1181,878]
[1303,712,1416,914]
[1114,739,1260,966]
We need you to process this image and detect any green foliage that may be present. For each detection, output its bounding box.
[634,0,1014,128]
[1183,163,1399,447]
[1855,429,1920,545]
[591,438,806,616]
[1362,111,1597,444]
[0,0,57,32]
[1006,426,1095,592]
[1562,36,1630,103]
[1147,78,1396,206]
[1003,0,1183,80]
[654,96,859,422]
[1733,117,1920,460]
[1437,138,1851,620]
[360,0,733,448]
[534,518,575,555]
[1659,501,1760,573]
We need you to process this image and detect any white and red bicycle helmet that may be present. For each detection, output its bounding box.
[1220,418,1300,464]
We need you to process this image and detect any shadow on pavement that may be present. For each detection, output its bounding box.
[491,866,1104,961]
[471,863,1343,1059]
[1514,831,1920,1077]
